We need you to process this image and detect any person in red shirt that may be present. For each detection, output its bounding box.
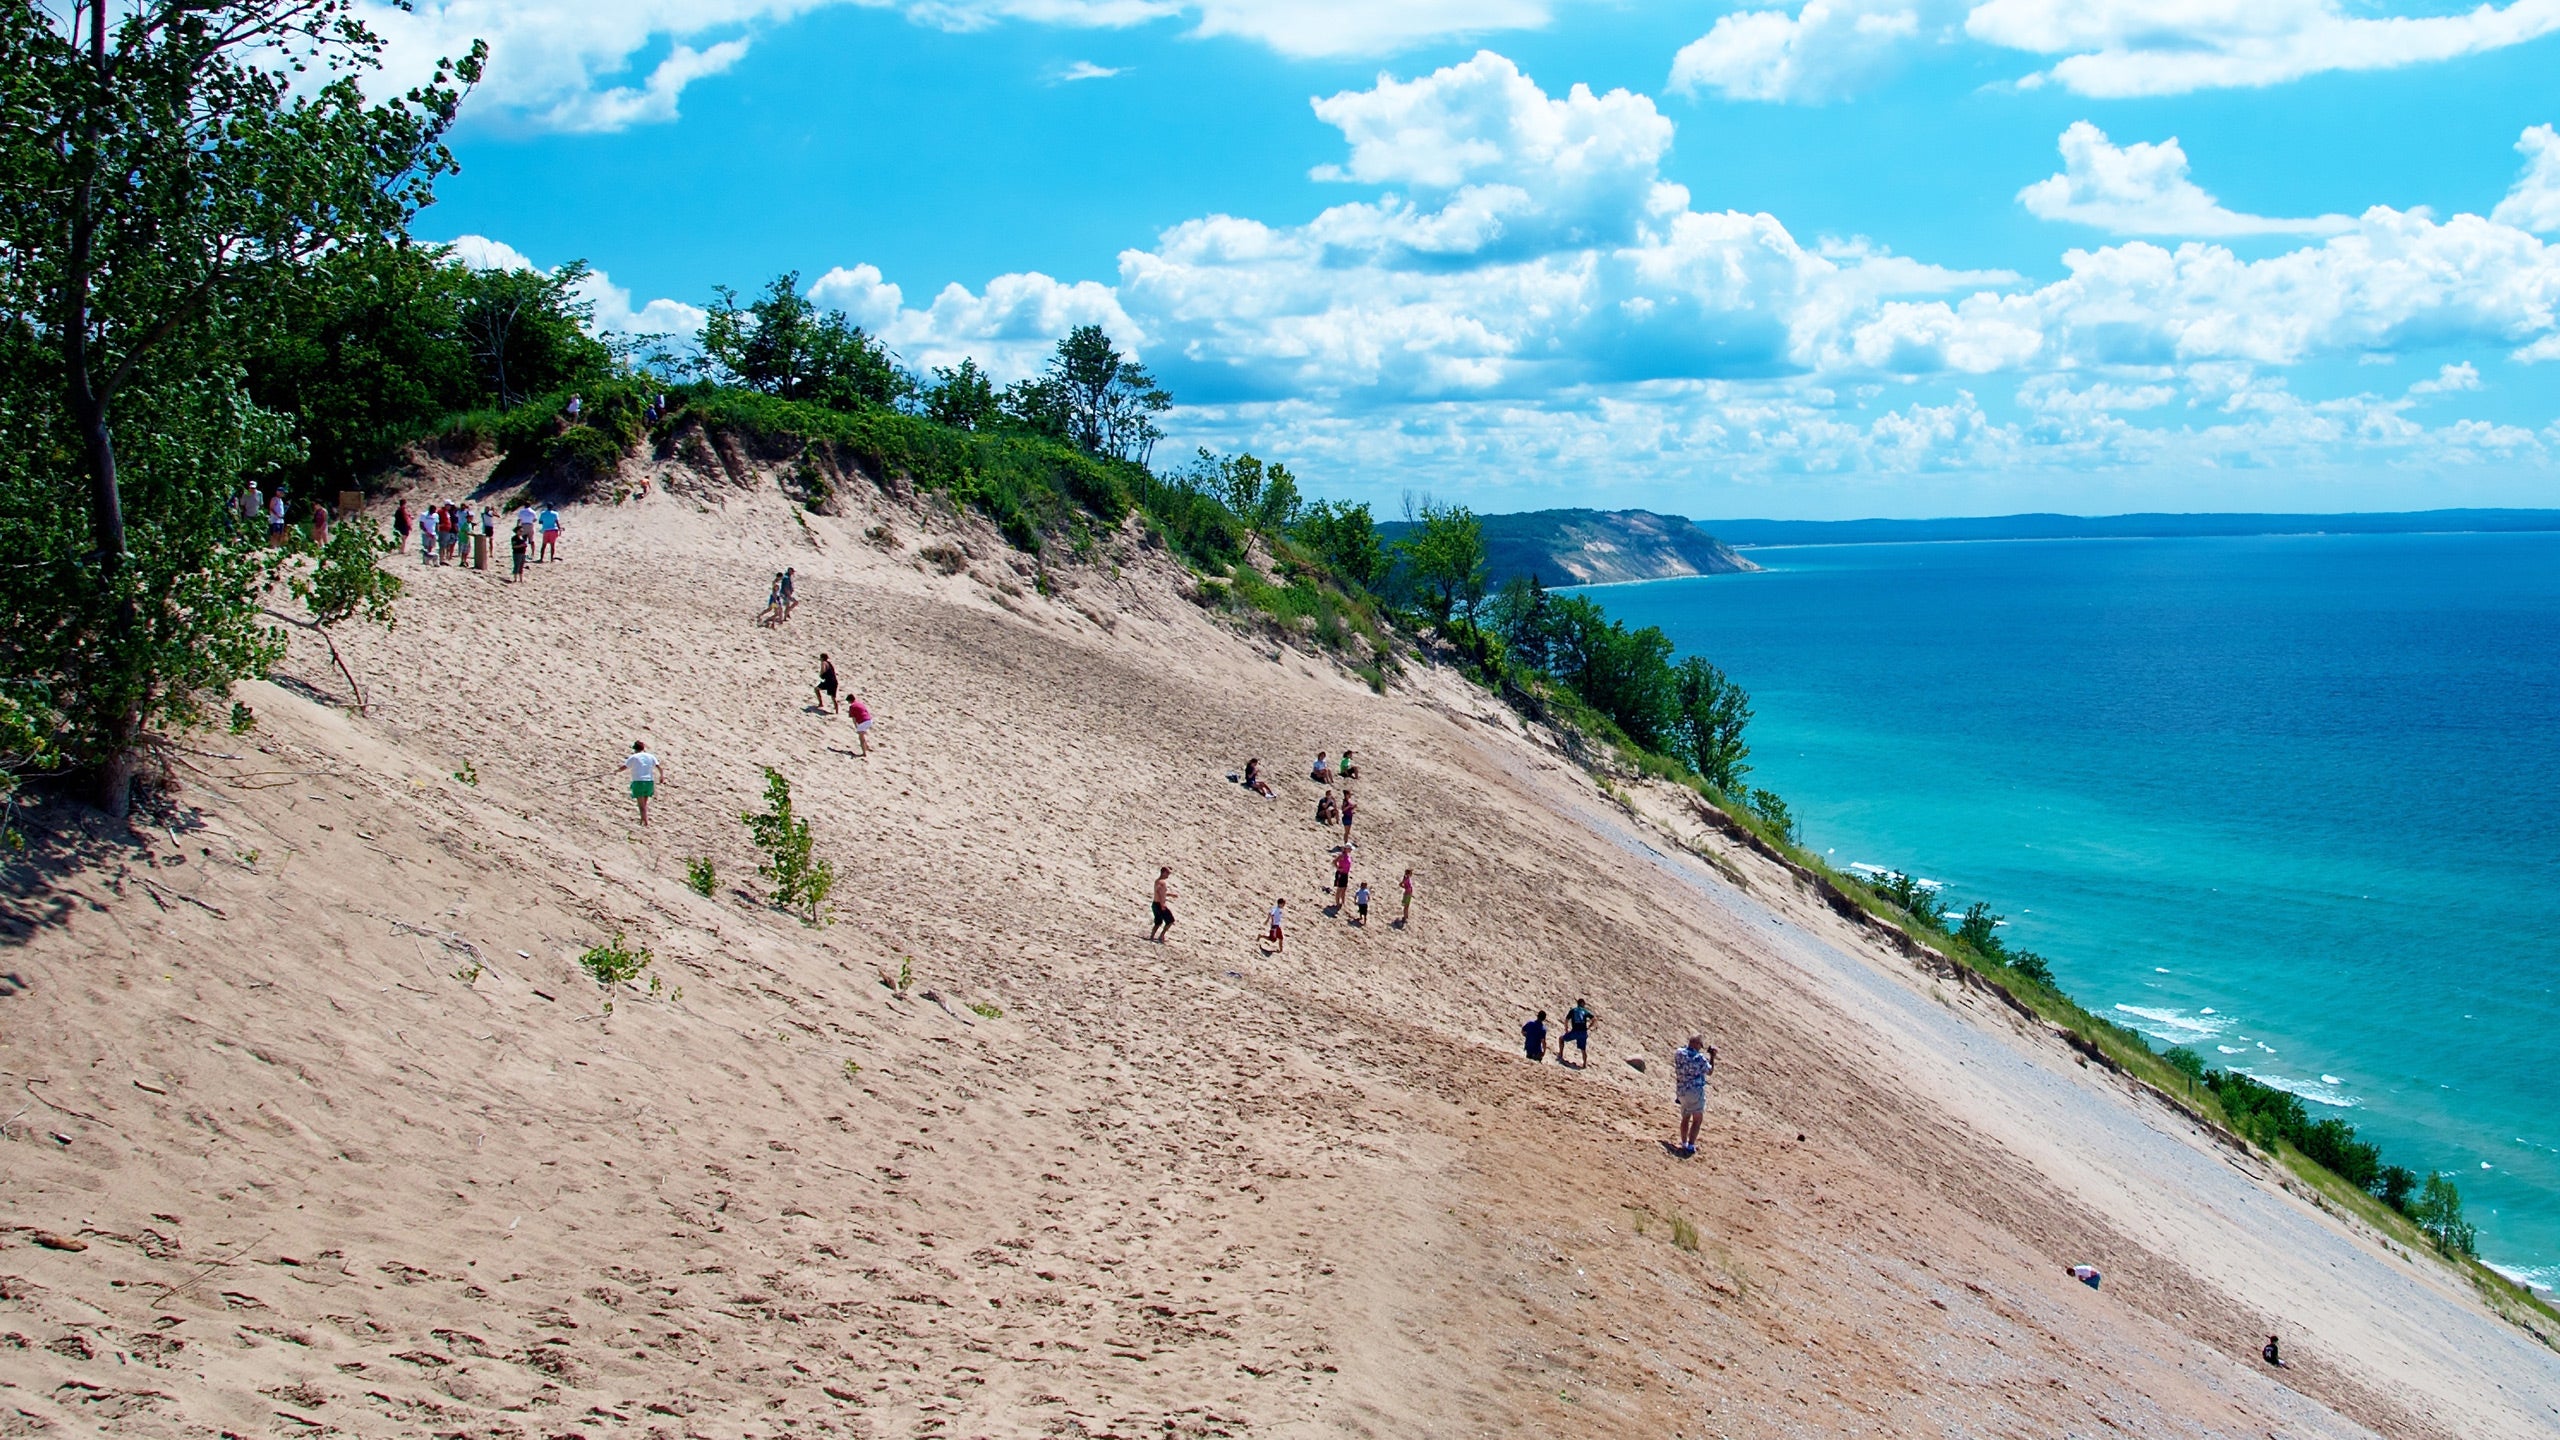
[846,693,874,756]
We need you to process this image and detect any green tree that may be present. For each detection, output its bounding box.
[924,357,999,430]
[1185,449,1300,529]
[1397,501,1488,626]
[699,273,912,411]
[1046,325,1169,464]
[1956,901,2004,956]
[998,374,1070,439]
[2411,1172,2477,1256]
[453,256,612,410]
[1487,574,1553,670]
[2164,1045,2207,1090]
[1293,499,1388,592]
[0,0,480,814]
[288,514,401,713]
[1670,655,1751,791]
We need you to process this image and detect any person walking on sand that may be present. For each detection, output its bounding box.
[846,693,874,756]
[1398,867,1416,927]
[814,654,839,713]
[1672,1035,1715,1156]
[759,572,784,627]
[1263,898,1287,954]
[1561,998,1595,1067]
[478,505,497,569]
[310,499,330,549]
[1331,844,1354,913]
[416,502,437,564]
[1150,866,1177,942]
[1353,879,1371,926]
[515,502,538,556]
[509,523,528,581]
[393,498,412,549]
[615,740,661,825]
[1523,1010,1549,1063]
[538,505,561,562]
[779,566,797,621]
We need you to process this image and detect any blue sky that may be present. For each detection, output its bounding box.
[384,0,2560,519]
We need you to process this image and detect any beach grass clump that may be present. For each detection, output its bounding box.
[684,856,716,897]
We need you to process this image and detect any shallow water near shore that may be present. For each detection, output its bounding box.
[1579,531,2560,1288]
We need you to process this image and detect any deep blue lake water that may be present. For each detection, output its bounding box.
[1578,533,2560,1287]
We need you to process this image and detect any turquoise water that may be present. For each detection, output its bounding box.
[1580,533,2560,1287]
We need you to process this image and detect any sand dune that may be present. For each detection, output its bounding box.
[3,471,2555,1438]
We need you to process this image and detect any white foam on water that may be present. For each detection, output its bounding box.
[2486,1260,2558,1295]
[2321,1074,2342,1085]
[2237,1068,2360,1108]
[2217,1045,2246,1055]
[2112,1004,2230,1043]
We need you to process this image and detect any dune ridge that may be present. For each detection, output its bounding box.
[3,466,2555,1438]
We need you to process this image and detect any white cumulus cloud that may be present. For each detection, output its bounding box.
[2492,124,2560,234]
[366,0,1566,132]
[1970,0,2560,98]
[2018,122,2354,237]
[1671,0,2560,105]
[1669,0,1926,103]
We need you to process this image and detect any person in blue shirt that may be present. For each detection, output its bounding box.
[1672,1035,1716,1156]
[538,506,562,562]
[1522,1010,1548,1062]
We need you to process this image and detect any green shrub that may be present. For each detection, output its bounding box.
[685,857,716,897]
[743,766,835,923]
[577,933,653,1013]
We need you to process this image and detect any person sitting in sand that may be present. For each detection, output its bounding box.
[1315,789,1339,828]
[1243,757,1273,797]
[2262,1335,2283,1367]
[1263,898,1286,954]
[1310,751,1331,783]
[1523,1010,1548,1062]
[1340,749,1360,779]
[2067,1264,2101,1290]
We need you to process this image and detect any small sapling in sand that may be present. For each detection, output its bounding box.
[842,1059,862,1079]
[289,514,403,714]
[685,857,716,897]
[452,759,478,786]
[577,934,653,1014]
[743,767,835,924]
[969,1000,1003,1020]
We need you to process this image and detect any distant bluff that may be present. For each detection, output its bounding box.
[1384,508,1760,587]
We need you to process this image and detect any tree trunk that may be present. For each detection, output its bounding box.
[325,629,368,715]
[72,0,137,820]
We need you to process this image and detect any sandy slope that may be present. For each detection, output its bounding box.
[3,470,2556,1439]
